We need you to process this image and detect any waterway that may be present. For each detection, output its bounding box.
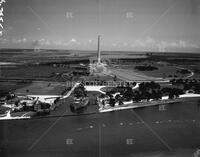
[0,97,200,157]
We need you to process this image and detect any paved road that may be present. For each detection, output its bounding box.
[61,82,80,99]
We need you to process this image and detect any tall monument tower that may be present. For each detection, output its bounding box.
[97,35,101,63]
[89,35,110,75]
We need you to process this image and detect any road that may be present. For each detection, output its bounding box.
[61,82,80,99]
[175,66,194,78]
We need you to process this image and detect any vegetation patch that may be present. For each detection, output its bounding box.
[135,65,158,71]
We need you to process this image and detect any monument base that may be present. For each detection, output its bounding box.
[89,62,110,76]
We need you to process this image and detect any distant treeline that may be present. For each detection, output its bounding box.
[41,59,89,66]
[113,54,200,64]
[135,65,158,71]
[176,69,191,74]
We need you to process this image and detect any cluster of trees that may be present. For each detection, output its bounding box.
[74,86,87,98]
[138,82,160,91]
[104,81,185,107]
[170,78,185,85]
[135,82,162,101]
[0,92,15,101]
[105,82,161,105]
[104,86,134,107]
[106,86,134,98]
[167,74,178,78]
[137,82,185,100]
[176,69,190,74]
[170,79,200,93]
[135,65,158,71]
[161,88,184,99]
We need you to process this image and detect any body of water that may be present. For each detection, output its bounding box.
[0,97,200,157]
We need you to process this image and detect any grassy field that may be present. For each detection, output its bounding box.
[111,52,200,79]
[14,81,68,95]
[1,49,200,96]
[0,81,30,97]
[1,65,71,79]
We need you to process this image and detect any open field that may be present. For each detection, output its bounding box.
[0,81,30,97]
[14,81,68,96]
[1,49,200,95]
[1,49,200,88]
[109,52,200,80]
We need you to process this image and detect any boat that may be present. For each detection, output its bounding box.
[70,97,89,112]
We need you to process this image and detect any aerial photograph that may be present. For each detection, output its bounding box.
[0,0,200,156]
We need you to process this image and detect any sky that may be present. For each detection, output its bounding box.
[0,0,200,52]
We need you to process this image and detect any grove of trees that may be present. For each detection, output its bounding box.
[135,65,158,71]
[104,81,185,106]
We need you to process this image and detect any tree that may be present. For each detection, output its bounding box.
[109,98,115,107]
[74,86,87,98]
[123,87,134,101]
[132,82,137,87]
[133,91,141,102]
[113,75,117,81]
[115,94,124,105]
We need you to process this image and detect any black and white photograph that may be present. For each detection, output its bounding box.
[0,0,200,156]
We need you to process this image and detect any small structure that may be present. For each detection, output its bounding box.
[70,97,89,112]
